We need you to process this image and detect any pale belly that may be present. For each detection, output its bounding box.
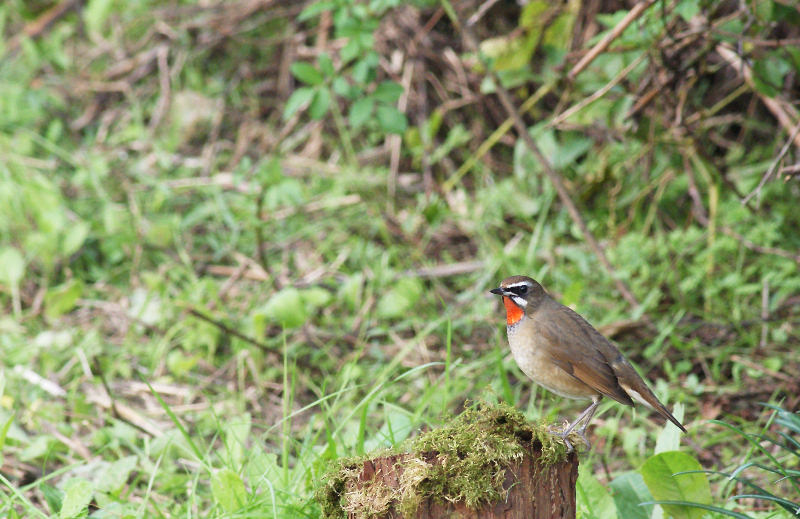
[507,324,597,400]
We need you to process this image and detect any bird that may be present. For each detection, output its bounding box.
[490,275,686,451]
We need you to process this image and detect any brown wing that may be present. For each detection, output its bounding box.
[537,302,634,407]
[539,301,687,432]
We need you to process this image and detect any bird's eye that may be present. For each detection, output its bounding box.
[509,284,528,295]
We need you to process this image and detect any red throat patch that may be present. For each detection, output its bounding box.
[502,296,524,326]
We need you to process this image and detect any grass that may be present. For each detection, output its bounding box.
[1,0,799,517]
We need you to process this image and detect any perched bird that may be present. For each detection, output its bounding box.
[490,275,686,451]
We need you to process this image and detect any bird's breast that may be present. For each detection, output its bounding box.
[507,321,597,400]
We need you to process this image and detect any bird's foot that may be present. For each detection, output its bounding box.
[575,426,592,449]
[546,419,570,435]
[547,424,575,453]
[547,423,591,452]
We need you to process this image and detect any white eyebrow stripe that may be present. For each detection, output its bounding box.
[505,282,532,288]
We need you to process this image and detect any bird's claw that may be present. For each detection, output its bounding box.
[547,423,591,453]
[575,427,591,449]
[547,426,575,453]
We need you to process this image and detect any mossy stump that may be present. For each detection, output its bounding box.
[319,403,580,519]
[350,445,577,518]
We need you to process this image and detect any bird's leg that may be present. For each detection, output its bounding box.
[552,398,601,451]
[573,398,600,447]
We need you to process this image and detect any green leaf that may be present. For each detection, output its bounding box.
[674,0,700,22]
[372,81,403,103]
[643,500,754,519]
[751,54,790,97]
[318,53,334,76]
[95,456,138,494]
[245,452,283,492]
[61,220,89,256]
[655,402,684,453]
[332,76,354,98]
[167,349,199,377]
[376,278,423,319]
[349,97,375,128]
[309,87,331,119]
[45,280,84,319]
[256,287,308,329]
[352,58,373,84]
[299,0,335,22]
[290,62,323,85]
[41,484,63,516]
[0,247,25,287]
[283,87,314,120]
[576,464,618,519]
[340,39,360,65]
[609,471,652,519]
[211,468,247,513]
[302,286,332,308]
[640,451,711,519]
[59,478,93,518]
[338,274,363,310]
[223,414,251,468]
[83,0,113,35]
[376,105,407,134]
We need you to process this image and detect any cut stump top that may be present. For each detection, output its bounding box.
[318,402,580,519]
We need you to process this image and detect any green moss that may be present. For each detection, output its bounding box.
[316,401,573,519]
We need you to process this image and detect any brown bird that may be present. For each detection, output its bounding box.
[490,275,686,451]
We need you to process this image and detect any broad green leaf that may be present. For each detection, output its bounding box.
[42,484,63,517]
[302,286,332,308]
[95,456,138,494]
[45,280,84,319]
[655,402,684,454]
[0,247,25,287]
[338,273,364,310]
[60,478,93,518]
[83,0,113,35]
[376,105,407,134]
[256,288,307,329]
[372,81,403,103]
[290,62,323,85]
[675,0,700,22]
[246,451,283,491]
[576,464,618,519]
[352,58,373,84]
[318,53,334,76]
[144,217,176,248]
[167,349,199,377]
[752,54,791,97]
[640,451,711,519]
[340,39,360,64]
[309,87,331,119]
[349,97,374,128]
[299,0,335,22]
[223,413,251,468]
[376,278,422,319]
[609,471,652,519]
[211,468,247,513]
[283,87,314,120]
[332,76,354,98]
[61,221,89,256]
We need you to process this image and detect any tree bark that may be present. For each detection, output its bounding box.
[348,444,578,519]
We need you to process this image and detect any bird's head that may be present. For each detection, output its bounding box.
[490,275,546,325]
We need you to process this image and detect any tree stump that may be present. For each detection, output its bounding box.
[318,402,580,519]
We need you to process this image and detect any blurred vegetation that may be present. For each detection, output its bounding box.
[0,0,798,517]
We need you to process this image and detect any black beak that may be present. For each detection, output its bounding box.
[490,287,504,295]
